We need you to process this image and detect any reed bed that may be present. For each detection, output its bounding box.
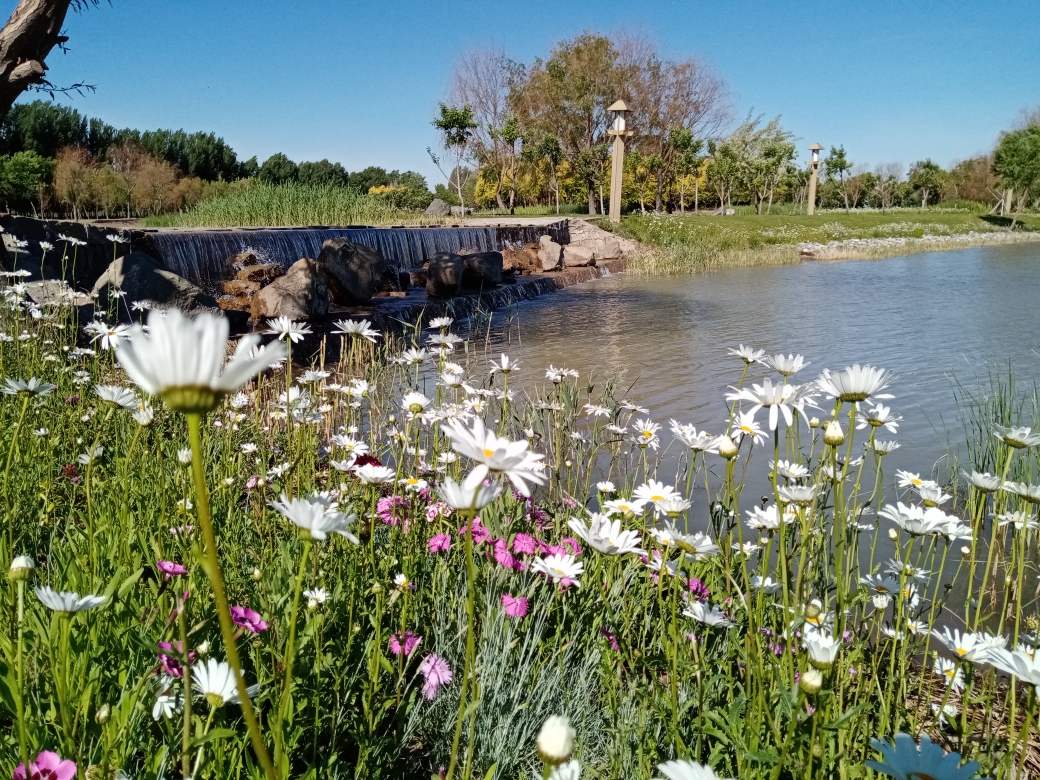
[143,183,440,229]
[1,270,1039,780]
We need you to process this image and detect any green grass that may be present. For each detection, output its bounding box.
[467,204,590,218]
[143,182,441,228]
[607,210,1040,275]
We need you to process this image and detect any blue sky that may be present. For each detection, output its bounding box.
[17,0,1040,183]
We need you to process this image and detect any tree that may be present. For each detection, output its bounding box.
[258,153,298,185]
[0,148,53,213]
[872,163,901,212]
[0,0,100,124]
[670,128,703,213]
[946,156,997,204]
[532,134,564,214]
[298,159,349,187]
[993,125,1040,228]
[52,144,92,218]
[239,156,259,179]
[428,103,477,210]
[107,143,148,217]
[823,145,854,212]
[907,159,945,210]
[705,138,740,212]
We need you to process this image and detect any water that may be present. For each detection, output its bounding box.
[148,223,566,293]
[464,242,1040,485]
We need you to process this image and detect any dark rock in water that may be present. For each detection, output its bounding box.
[223,279,260,298]
[425,253,463,298]
[251,258,329,320]
[238,263,284,285]
[316,238,386,304]
[461,251,503,289]
[424,198,451,217]
[408,268,429,288]
[229,250,260,271]
[397,270,412,290]
[91,251,218,317]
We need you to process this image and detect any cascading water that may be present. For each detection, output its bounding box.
[146,223,567,293]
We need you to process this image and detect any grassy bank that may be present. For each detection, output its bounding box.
[143,182,439,228]
[611,210,1040,275]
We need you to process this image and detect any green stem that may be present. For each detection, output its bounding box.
[186,413,279,780]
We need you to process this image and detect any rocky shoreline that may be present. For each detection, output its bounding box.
[798,229,1040,261]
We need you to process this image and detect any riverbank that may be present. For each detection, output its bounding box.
[606,210,1040,274]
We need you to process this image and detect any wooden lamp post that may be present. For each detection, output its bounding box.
[807,142,823,215]
[607,100,633,223]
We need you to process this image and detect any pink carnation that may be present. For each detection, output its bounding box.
[512,533,536,554]
[157,640,195,678]
[428,533,451,553]
[14,751,77,780]
[458,518,489,544]
[230,605,268,634]
[389,630,422,656]
[418,653,453,700]
[156,560,187,579]
[561,537,583,556]
[501,594,529,618]
[600,628,621,651]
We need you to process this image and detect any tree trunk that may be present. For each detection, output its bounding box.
[598,183,604,216]
[921,190,928,210]
[0,0,75,124]
[494,169,507,214]
[680,177,685,213]
[588,185,596,215]
[694,177,698,213]
[654,176,664,212]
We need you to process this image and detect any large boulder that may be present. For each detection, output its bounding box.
[250,258,328,321]
[315,238,386,305]
[425,253,464,298]
[563,245,595,267]
[501,244,541,275]
[424,199,451,217]
[91,251,218,316]
[461,251,503,289]
[223,279,260,298]
[229,250,261,271]
[238,263,285,285]
[537,235,563,272]
[449,206,471,217]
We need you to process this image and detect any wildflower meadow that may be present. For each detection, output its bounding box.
[0,268,1037,780]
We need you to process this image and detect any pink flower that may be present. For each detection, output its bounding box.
[687,577,709,603]
[418,653,453,700]
[245,475,260,490]
[230,605,268,634]
[377,495,411,527]
[14,750,77,780]
[458,518,489,544]
[157,640,195,678]
[425,501,451,521]
[428,534,451,553]
[561,537,583,556]
[168,525,194,537]
[501,594,528,618]
[543,543,567,557]
[491,539,519,570]
[600,628,621,651]
[389,630,422,656]
[156,560,187,579]
[512,533,536,554]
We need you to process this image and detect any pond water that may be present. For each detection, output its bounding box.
[460,241,1040,489]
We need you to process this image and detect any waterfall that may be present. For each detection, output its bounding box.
[146,223,567,293]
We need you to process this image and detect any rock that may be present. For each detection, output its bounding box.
[223,279,260,298]
[449,206,471,217]
[461,251,503,289]
[457,246,481,256]
[563,245,595,267]
[501,244,542,274]
[250,258,328,321]
[315,238,386,305]
[25,280,91,308]
[537,235,563,271]
[425,253,464,298]
[217,295,252,312]
[425,198,451,217]
[91,251,218,316]
[238,264,285,285]
[408,268,429,288]
[229,251,261,271]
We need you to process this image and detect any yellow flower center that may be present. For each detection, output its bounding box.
[483,448,495,457]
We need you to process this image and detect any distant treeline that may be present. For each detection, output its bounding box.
[0,100,436,218]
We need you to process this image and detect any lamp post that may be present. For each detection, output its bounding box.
[607,100,633,223]
[806,142,822,216]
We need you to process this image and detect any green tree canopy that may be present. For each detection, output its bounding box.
[993,125,1040,225]
[258,153,299,185]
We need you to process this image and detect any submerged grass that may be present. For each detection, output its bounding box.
[3,273,1040,779]
[143,182,440,228]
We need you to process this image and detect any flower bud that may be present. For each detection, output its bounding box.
[809,417,820,429]
[196,640,210,656]
[961,546,971,558]
[888,528,898,541]
[7,554,35,581]
[251,567,262,581]
[536,715,575,766]
[805,600,822,620]
[824,420,845,447]
[717,435,738,460]
[799,668,823,694]
[95,703,111,724]
[307,598,319,610]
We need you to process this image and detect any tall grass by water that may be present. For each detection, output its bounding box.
[3,272,1040,779]
[143,182,440,228]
